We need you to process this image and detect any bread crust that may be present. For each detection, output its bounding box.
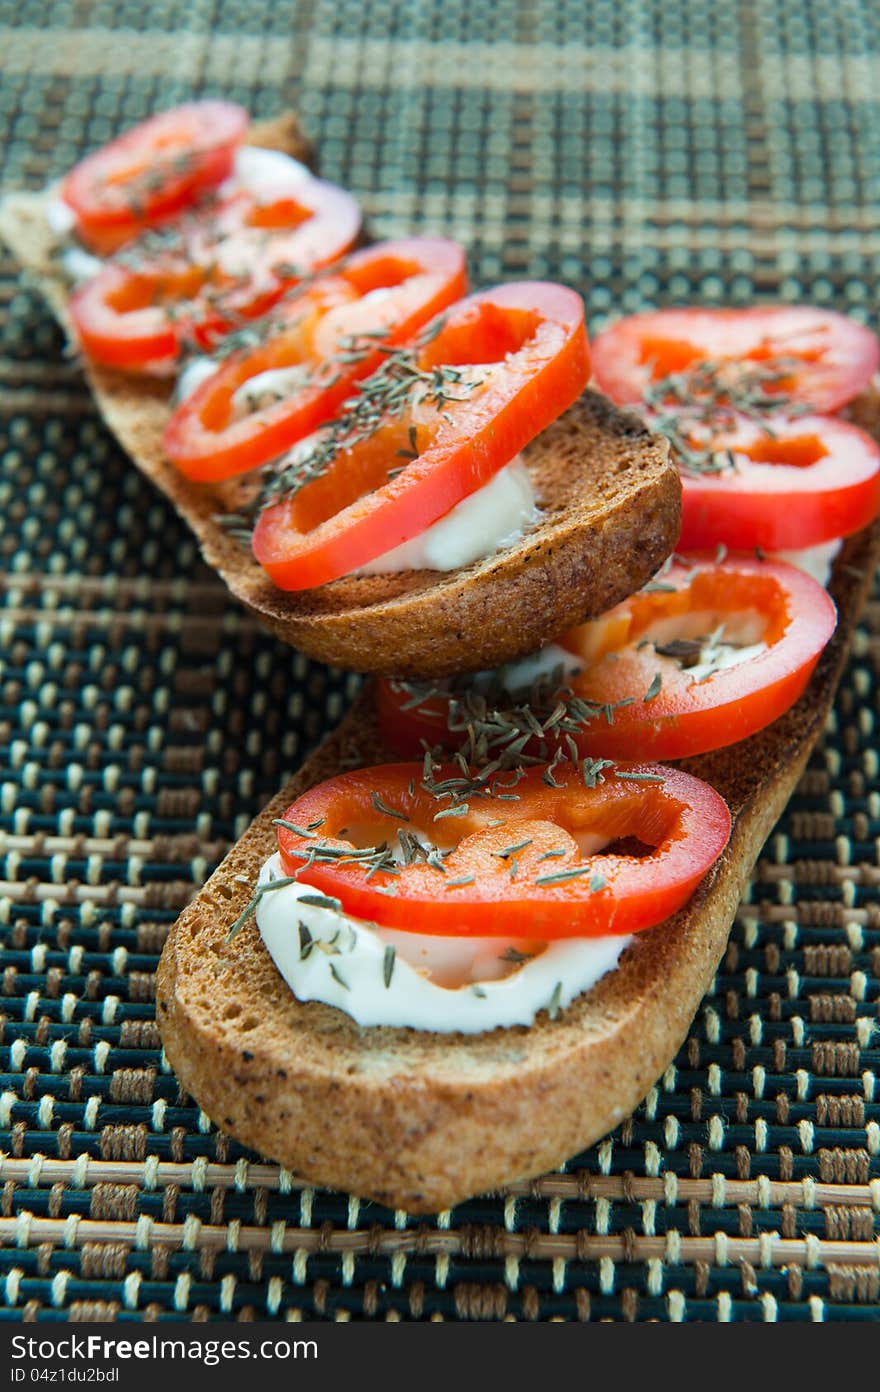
[0,120,681,678]
[155,522,880,1211]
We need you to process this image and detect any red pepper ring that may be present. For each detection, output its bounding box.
[554,554,838,761]
[377,554,838,765]
[69,177,362,371]
[592,305,880,414]
[69,261,196,370]
[61,101,249,252]
[275,761,731,939]
[251,280,590,590]
[162,237,469,483]
[676,411,880,551]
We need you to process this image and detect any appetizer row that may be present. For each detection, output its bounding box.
[54,102,880,604]
[13,98,879,1204]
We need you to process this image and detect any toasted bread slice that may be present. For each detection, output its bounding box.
[0,123,680,678]
[214,391,680,676]
[847,377,880,437]
[155,523,879,1212]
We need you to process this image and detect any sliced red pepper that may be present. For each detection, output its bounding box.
[163,238,468,482]
[251,281,590,589]
[592,306,879,414]
[556,555,838,760]
[377,555,837,763]
[275,761,731,939]
[676,411,880,550]
[61,101,249,253]
[69,177,361,370]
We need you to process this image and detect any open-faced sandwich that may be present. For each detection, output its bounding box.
[0,102,681,677]
[3,105,880,1212]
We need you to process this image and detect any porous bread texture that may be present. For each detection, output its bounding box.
[156,521,880,1211]
[0,121,681,678]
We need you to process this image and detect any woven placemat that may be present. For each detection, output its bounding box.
[1,0,879,1323]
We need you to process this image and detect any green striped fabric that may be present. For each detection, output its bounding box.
[0,0,878,1322]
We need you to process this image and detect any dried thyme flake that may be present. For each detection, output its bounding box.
[370,790,410,822]
[225,875,301,941]
[653,638,704,665]
[603,697,634,724]
[273,817,322,838]
[582,757,614,788]
[328,961,350,991]
[282,840,396,878]
[444,875,476,890]
[546,982,563,1021]
[643,670,663,702]
[297,892,343,912]
[364,857,400,882]
[471,985,487,999]
[396,828,425,866]
[534,865,597,887]
[493,838,533,860]
[615,770,665,783]
[542,762,565,789]
[500,947,535,965]
[382,944,396,988]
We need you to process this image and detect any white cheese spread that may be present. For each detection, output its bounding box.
[231,365,313,415]
[222,146,312,202]
[354,457,538,575]
[174,355,219,403]
[630,610,769,684]
[772,539,842,588]
[59,246,103,284]
[45,198,102,282]
[46,197,77,238]
[684,637,768,683]
[255,853,629,1033]
[493,643,583,691]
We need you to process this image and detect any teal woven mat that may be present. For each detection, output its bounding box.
[0,0,879,1322]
